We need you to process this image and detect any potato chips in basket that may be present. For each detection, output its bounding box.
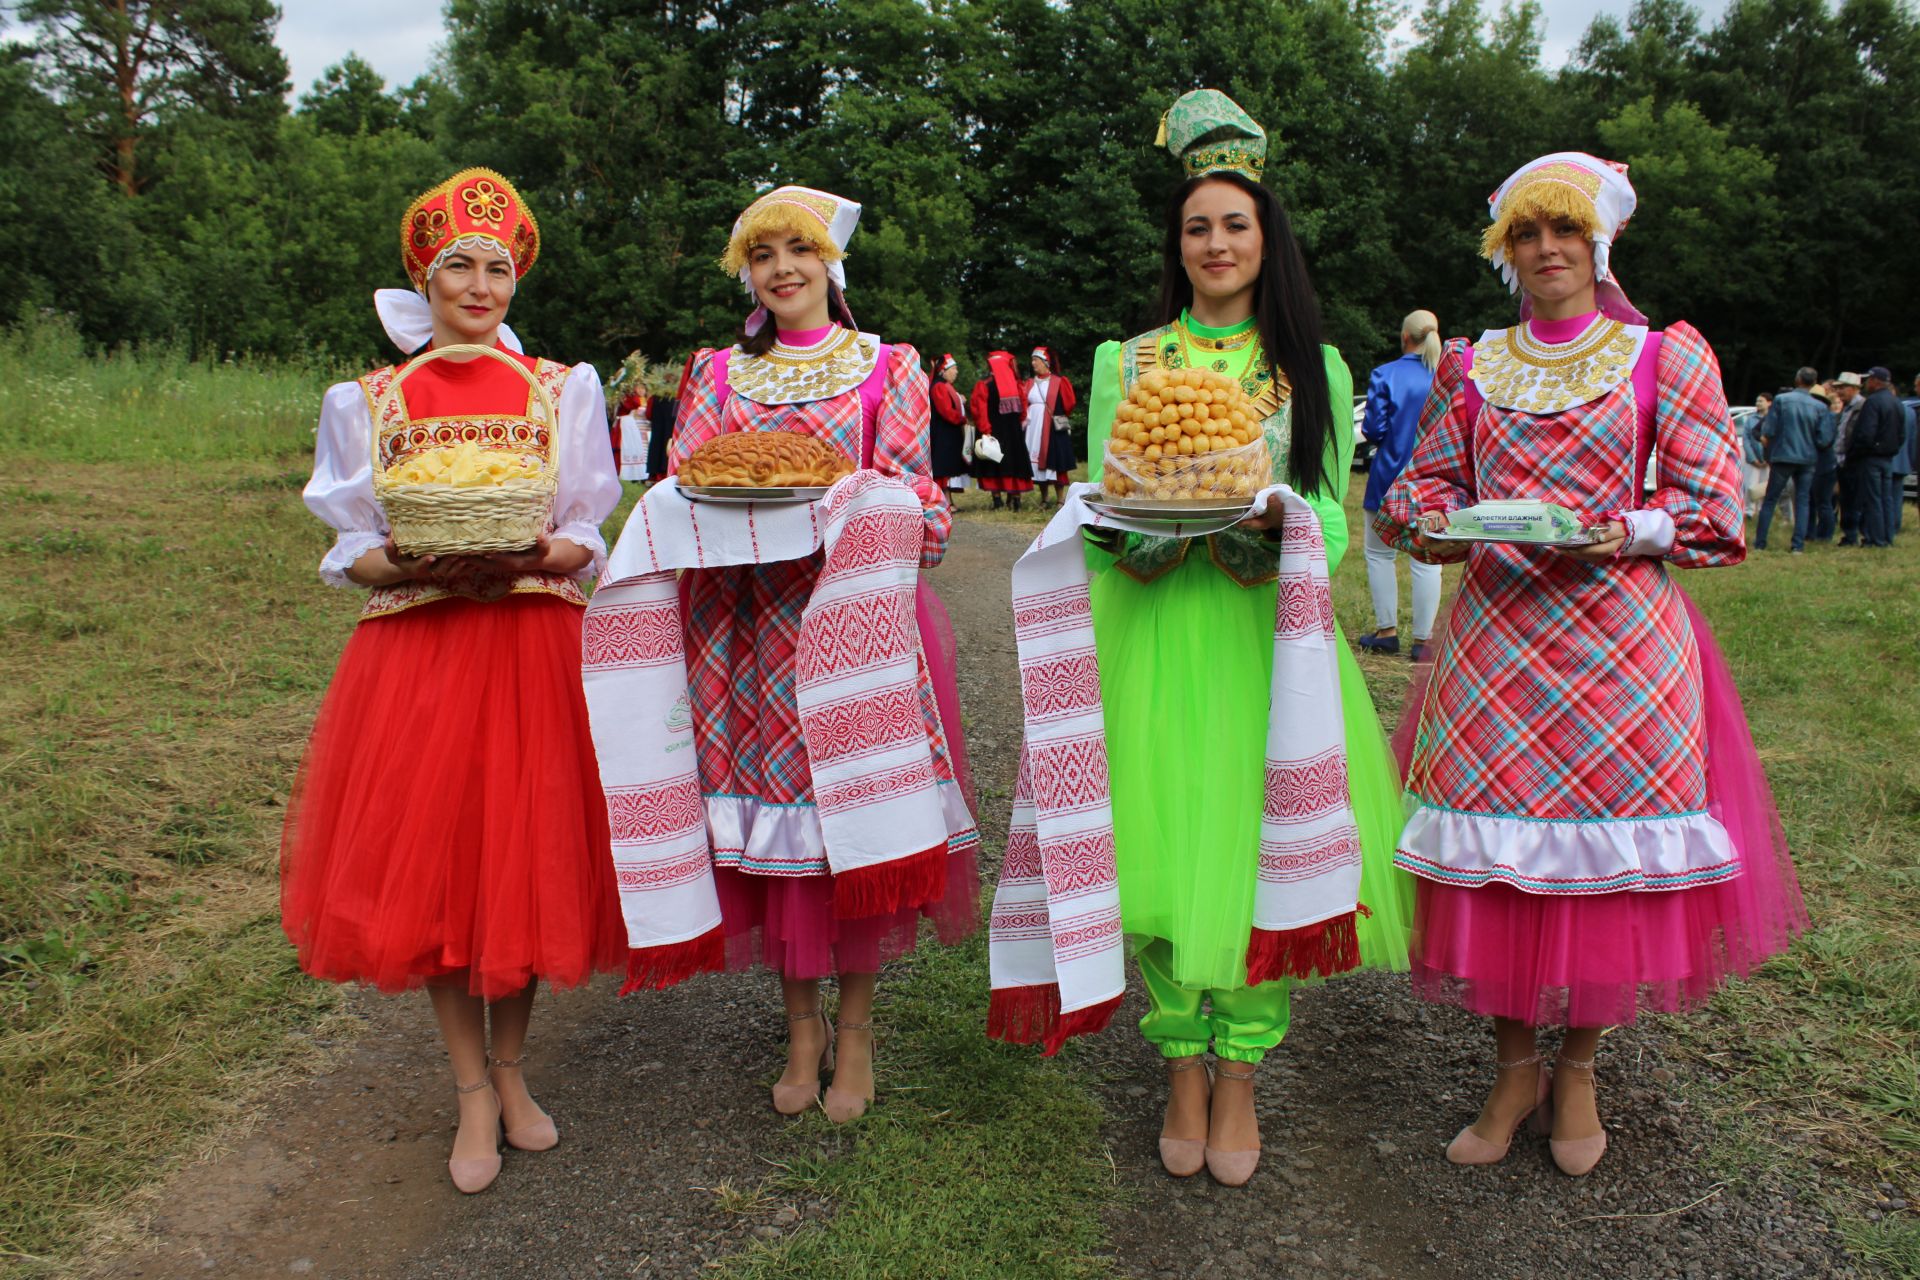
[1101,366,1270,502]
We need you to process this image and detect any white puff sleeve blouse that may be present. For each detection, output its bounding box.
[303,362,622,587]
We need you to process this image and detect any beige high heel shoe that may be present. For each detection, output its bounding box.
[1445,1052,1548,1166]
[823,1020,875,1123]
[1204,1062,1262,1187]
[771,1007,834,1115]
[489,1055,558,1152]
[447,1077,503,1194]
[1157,1055,1210,1178]
[1547,1054,1608,1176]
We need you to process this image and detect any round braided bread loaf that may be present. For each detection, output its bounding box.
[680,429,854,488]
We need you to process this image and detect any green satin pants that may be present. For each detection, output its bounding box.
[1135,937,1291,1064]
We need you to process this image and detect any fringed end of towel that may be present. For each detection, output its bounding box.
[987,984,1122,1057]
[1244,911,1360,985]
[832,843,948,919]
[619,925,727,994]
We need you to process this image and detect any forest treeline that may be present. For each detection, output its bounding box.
[5,0,1917,393]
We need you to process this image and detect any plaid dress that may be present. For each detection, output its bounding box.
[670,342,955,877]
[1377,321,1747,895]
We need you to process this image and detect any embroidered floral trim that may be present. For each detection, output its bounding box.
[1469,319,1648,415]
[361,575,586,619]
[1132,323,1292,427]
[729,328,881,405]
[1182,141,1265,181]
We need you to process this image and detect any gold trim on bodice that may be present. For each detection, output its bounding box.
[728,328,882,406]
[354,358,582,620]
[1469,318,1648,415]
[1135,325,1290,423]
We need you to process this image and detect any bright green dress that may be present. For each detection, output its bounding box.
[1085,314,1412,1058]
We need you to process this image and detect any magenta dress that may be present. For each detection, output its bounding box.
[1376,311,1804,1026]
[669,326,978,979]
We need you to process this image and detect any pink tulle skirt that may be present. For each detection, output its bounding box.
[712,578,979,980]
[1406,590,1807,1026]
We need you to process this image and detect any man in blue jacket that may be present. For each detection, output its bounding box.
[1891,375,1918,535]
[1756,367,1829,554]
[1847,367,1904,548]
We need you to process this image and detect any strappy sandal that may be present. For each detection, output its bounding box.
[1445,1052,1548,1166]
[1157,1055,1211,1177]
[489,1054,558,1152]
[823,1020,874,1123]
[1205,1061,1262,1186]
[772,1008,834,1116]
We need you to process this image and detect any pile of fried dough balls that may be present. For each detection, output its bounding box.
[1102,366,1270,501]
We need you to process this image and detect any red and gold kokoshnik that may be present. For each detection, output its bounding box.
[399,167,541,292]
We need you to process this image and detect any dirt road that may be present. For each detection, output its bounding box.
[93,514,1855,1280]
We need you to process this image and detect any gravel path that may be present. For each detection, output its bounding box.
[93,512,1857,1280]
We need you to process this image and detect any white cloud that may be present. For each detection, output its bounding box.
[278,0,443,100]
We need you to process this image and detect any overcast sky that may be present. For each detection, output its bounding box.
[8,0,1739,101]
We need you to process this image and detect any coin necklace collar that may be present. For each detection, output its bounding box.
[729,326,882,406]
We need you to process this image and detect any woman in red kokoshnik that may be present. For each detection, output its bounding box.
[587,186,978,1123]
[281,168,625,1194]
[1374,153,1805,1176]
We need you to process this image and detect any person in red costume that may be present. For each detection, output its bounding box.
[1023,344,1078,508]
[282,168,626,1195]
[968,350,1031,510]
[588,186,979,1125]
[927,352,970,498]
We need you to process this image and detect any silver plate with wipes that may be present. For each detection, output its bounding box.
[1425,499,1605,547]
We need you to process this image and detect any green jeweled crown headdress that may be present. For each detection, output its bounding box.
[1156,89,1267,181]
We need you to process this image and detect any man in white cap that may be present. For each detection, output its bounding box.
[1832,372,1868,544]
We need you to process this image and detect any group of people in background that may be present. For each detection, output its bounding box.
[928,347,1080,509]
[279,91,1805,1211]
[1749,367,1920,553]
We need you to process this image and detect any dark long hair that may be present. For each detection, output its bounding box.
[737,281,859,356]
[1155,173,1334,498]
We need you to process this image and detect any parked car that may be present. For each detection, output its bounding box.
[1350,396,1373,472]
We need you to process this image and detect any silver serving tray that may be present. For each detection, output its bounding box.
[678,484,832,505]
[1084,496,1254,525]
[1425,527,1604,548]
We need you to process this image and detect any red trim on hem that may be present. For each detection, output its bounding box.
[1244,911,1360,985]
[987,984,1122,1057]
[832,843,947,918]
[619,925,726,994]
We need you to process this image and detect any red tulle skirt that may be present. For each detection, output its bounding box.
[1406,591,1806,1026]
[280,595,626,1000]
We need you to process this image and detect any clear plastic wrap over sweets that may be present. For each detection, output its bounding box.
[1099,365,1270,501]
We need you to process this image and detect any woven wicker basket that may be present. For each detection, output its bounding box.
[371,343,559,556]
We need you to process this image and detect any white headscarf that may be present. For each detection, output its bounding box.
[1485,152,1645,326]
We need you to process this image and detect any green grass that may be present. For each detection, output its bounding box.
[715,930,1119,1280]
[0,452,355,1270]
[0,317,339,464]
